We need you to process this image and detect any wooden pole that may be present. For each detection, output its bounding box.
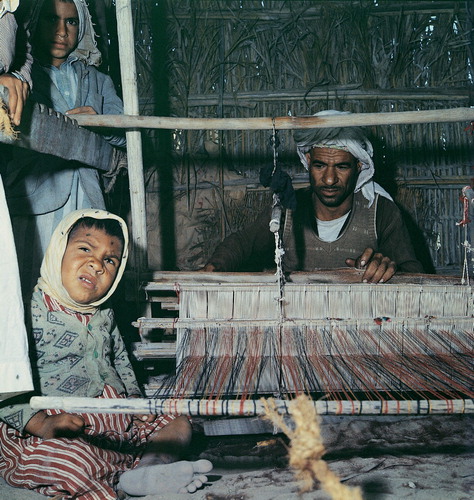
[115,0,147,271]
[30,396,474,416]
[71,107,474,130]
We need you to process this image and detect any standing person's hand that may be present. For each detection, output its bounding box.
[0,73,29,126]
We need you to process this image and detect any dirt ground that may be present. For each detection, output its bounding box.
[1,415,473,499]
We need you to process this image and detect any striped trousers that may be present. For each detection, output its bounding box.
[0,385,175,499]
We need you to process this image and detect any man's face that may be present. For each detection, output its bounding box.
[306,147,360,209]
[35,0,79,67]
[61,225,123,304]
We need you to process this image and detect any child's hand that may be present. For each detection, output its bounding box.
[132,413,156,427]
[65,106,98,115]
[127,394,156,426]
[25,411,86,439]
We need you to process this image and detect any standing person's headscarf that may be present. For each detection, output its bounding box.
[36,209,129,314]
[0,0,19,18]
[29,0,101,66]
[293,110,392,207]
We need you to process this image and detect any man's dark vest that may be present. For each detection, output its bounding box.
[282,191,379,271]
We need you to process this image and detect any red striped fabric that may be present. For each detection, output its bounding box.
[0,385,175,499]
[43,292,92,327]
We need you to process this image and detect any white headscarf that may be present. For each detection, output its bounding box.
[30,0,101,67]
[36,209,129,314]
[294,110,392,207]
[0,0,19,17]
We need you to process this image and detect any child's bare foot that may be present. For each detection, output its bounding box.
[118,459,213,495]
[138,416,193,466]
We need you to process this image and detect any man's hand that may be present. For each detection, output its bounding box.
[65,106,98,115]
[0,73,29,126]
[346,248,397,283]
[24,411,85,439]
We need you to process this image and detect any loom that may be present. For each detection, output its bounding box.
[122,270,473,416]
[23,110,474,417]
[31,270,474,417]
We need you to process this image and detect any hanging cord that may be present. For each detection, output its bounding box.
[269,119,286,399]
[259,119,296,397]
[456,185,474,285]
[461,225,470,286]
[269,119,285,320]
[269,119,282,233]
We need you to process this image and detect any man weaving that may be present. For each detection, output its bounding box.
[204,110,424,283]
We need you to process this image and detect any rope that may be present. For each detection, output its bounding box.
[456,186,474,285]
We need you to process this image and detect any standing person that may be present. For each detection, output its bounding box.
[0,0,32,126]
[4,0,126,297]
[0,0,34,404]
[0,209,212,499]
[204,110,424,283]
[0,176,33,401]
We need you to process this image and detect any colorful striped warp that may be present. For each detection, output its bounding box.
[170,281,473,405]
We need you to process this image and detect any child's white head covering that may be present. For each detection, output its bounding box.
[293,110,392,207]
[36,209,129,313]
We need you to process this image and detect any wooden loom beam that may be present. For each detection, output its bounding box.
[30,396,474,417]
[70,107,474,131]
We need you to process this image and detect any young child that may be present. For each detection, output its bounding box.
[0,209,212,499]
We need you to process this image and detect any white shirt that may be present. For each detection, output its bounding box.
[0,175,33,401]
[316,212,350,242]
